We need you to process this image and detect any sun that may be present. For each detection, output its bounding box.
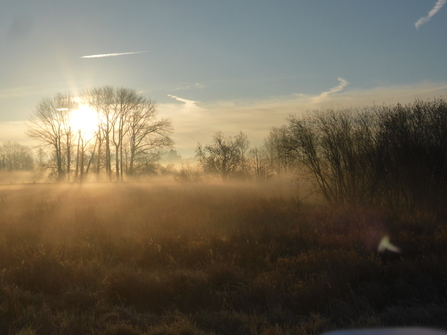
[70,105,99,140]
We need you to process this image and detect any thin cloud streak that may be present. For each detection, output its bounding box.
[158,81,447,157]
[415,0,446,29]
[167,95,204,112]
[312,77,349,103]
[80,51,148,58]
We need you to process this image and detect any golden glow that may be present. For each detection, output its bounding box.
[70,105,98,140]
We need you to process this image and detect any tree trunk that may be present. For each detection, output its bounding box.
[115,145,120,181]
[96,132,102,180]
[66,132,71,182]
[75,131,80,181]
[105,131,112,181]
[80,145,85,183]
[56,138,64,182]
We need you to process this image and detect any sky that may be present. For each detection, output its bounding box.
[1,0,447,157]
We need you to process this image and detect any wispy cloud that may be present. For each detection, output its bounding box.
[415,0,446,29]
[312,77,349,103]
[80,51,148,59]
[167,95,199,109]
[166,95,206,116]
[158,81,447,157]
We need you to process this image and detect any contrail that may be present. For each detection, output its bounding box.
[80,51,148,58]
[312,77,349,103]
[325,77,349,95]
[415,0,446,29]
[168,95,198,109]
[168,94,204,112]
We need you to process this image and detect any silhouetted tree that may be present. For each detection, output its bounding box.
[83,86,115,180]
[264,126,294,176]
[84,86,173,180]
[125,97,173,177]
[28,87,173,182]
[0,142,34,171]
[284,98,447,216]
[286,108,381,205]
[376,98,447,213]
[196,131,249,181]
[247,146,273,181]
[27,93,77,181]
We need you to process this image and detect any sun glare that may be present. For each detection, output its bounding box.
[70,105,99,139]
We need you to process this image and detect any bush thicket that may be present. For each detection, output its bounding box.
[285,97,447,216]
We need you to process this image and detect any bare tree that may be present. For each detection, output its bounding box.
[84,86,115,181]
[376,98,447,213]
[284,98,447,215]
[196,131,249,181]
[125,99,173,176]
[0,142,34,171]
[264,126,294,176]
[248,146,272,181]
[286,108,380,205]
[84,86,173,180]
[27,93,77,181]
[73,130,97,183]
[28,87,173,182]
[112,88,147,181]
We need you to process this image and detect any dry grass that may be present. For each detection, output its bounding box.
[0,181,445,334]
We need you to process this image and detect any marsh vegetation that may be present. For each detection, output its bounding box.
[0,182,446,334]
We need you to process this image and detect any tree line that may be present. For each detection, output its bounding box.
[25,86,296,183]
[193,128,294,182]
[18,87,447,214]
[284,98,447,214]
[0,142,34,172]
[193,97,447,215]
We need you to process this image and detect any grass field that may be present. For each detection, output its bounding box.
[0,180,446,334]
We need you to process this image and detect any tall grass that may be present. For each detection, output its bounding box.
[0,181,445,334]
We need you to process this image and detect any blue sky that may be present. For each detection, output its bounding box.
[1,1,447,156]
